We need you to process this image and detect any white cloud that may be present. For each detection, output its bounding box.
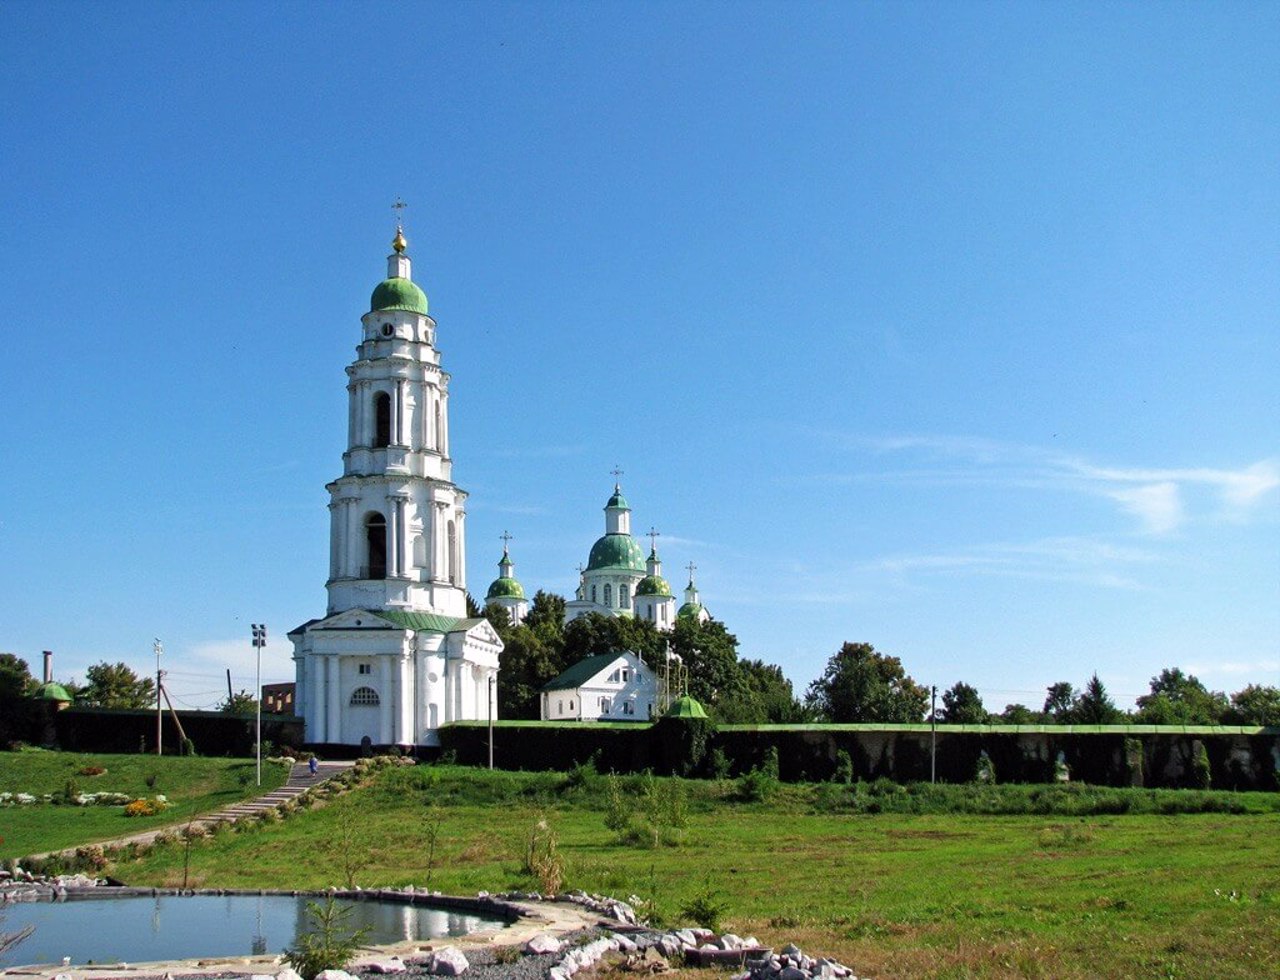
[1105,481,1183,534]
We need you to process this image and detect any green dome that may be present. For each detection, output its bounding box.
[370,277,428,315]
[636,574,672,597]
[587,533,646,572]
[678,602,704,621]
[665,695,708,719]
[486,576,525,600]
[34,682,72,702]
[606,489,630,509]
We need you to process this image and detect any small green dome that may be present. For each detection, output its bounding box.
[665,695,708,719]
[636,574,672,597]
[587,533,646,572]
[370,277,428,315]
[606,489,630,510]
[677,602,704,621]
[486,576,525,600]
[34,682,72,702]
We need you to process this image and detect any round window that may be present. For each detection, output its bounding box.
[381,322,394,337]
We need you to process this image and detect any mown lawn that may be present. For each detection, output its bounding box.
[0,749,288,858]
[112,765,1280,980]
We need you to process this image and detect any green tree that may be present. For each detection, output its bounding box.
[670,617,747,715]
[1224,684,1280,726]
[563,612,665,666]
[0,654,35,699]
[523,590,567,636]
[219,689,258,716]
[1070,673,1124,724]
[998,703,1039,724]
[940,682,989,724]
[78,661,156,709]
[804,642,928,723]
[483,602,513,637]
[1043,682,1076,722]
[1134,668,1228,725]
[496,624,569,719]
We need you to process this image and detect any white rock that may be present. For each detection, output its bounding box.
[276,969,305,980]
[250,973,276,980]
[314,971,358,980]
[720,935,744,950]
[675,929,698,946]
[615,935,637,953]
[548,968,570,980]
[525,934,562,955]
[358,958,407,974]
[428,948,470,976]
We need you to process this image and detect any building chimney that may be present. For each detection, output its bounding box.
[43,650,53,684]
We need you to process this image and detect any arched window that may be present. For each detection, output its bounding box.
[349,686,380,706]
[373,391,391,448]
[603,583,612,607]
[365,512,387,579]
[447,520,458,584]
[620,584,630,609]
[591,584,597,603]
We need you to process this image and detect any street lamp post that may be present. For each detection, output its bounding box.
[154,638,163,757]
[930,684,938,784]
[251,624,267,786]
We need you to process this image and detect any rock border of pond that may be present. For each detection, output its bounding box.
[0,887,868,980]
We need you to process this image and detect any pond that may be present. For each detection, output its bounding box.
[1,893,509,967]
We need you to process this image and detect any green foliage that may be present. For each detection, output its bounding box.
[670,617,747,715]
[1072,674,1124,724]
[522,814,565,893]
[805,642,928,722]
[940,682,989,724]
[678,884,730,932]
[736,747,780,802]
[283,897,371,980]
[716,658,806,723]
[1136,669,1229,725]
[423,802,444,887]
[78,661,156,709]
[656,714,714,776]
[709,747,731,779]
[1224,684,1280,726]
[833,748,854,785]
[999,703,1039,724]
[1190,740,1212,790]
[1124,737,1145,787]
[0,654,35,700]
[974,750,996,784]
[218,689,258,716]
[1043,682,1076,721]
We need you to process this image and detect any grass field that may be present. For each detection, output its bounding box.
[102,763,1279,980]
[0,749,288,858]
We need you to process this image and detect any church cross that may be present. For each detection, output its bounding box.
[500,530,512,557]
[392,198,407,221]
[648,527,660,552]
[685,561,697,582]
[610,465,624,484]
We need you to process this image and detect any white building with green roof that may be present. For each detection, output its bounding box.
[563,484,650,623]
[289,227,502,749]
[540,651,656,721]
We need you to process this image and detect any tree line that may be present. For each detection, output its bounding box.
[6,610,1276,727]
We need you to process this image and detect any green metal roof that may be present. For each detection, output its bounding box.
[606,490,630,509]
[374,610,460,633]
[486,576,526,600]
[542,652,631,692]
[370,277,428,315]
[665,695,708,719]
[33,682,72,702]
[636,574,672,597]
[587,533,646,571]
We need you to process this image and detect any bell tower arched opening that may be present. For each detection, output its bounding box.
[365,512,387,579]
[373,391,391,448]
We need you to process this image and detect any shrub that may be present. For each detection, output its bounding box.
[522,815,565,894]
[833,749,854,785]
[974,751,997,784]
[124,799,157,818]
[678,886,730,932]
[1190,740,1212,790]
[283,897,371,980]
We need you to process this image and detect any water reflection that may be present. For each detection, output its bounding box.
[0,895,505,968]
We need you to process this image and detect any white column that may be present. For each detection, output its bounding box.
[396,652,411,745]
[326,656,341,743]
[456,509,467,587]
[379,656,392,744]
[310,654,325,742]
[439,392,449,456]
[395,379,406,445]
[432,502,447,582]
[395,497,406,578]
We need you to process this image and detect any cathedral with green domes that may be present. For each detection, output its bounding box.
[485,482,710,631]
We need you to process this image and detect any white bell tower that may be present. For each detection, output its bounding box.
[324,225,469,618]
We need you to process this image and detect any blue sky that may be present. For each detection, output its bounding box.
[2,2,1276,712]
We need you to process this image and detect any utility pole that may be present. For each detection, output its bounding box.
[154,638,163,756]
[251,624,267,786]
[930,684,938,784]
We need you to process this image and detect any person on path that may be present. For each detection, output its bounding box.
[308,755,318,775]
